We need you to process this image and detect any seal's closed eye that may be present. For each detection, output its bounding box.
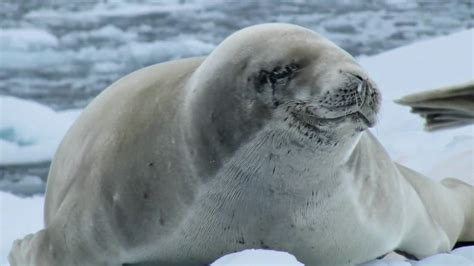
[254,63,300,108]
[256,63,300,91]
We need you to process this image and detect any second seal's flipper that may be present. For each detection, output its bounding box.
[395,81,474,131]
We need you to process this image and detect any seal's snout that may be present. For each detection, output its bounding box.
[303,71,380,129]
[315,73,379,111]
[356,78,380,127]
[343,72,372,109]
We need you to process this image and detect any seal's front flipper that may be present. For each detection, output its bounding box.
[395,81,474,131]
[9,229,55,266]
[9,227,122,266]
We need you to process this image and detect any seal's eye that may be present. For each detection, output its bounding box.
[257,63,300,90]
[254,63,300,107]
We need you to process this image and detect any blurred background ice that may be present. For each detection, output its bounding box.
[1,0,472,110]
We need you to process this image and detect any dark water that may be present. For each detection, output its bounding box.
[0,0,472,195]
[1,0,472,110]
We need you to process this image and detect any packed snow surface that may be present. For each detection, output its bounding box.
[0,29,473,265]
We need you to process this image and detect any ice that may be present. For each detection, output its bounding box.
[0,31,213,75]
[0,28,63,70]
[3,1,471,110]
[1,28,473,266]
[0,96,81,165]
[60,25,139,46]
[25,1,199,20]
[0,28,58,51]
[0,175,45,196]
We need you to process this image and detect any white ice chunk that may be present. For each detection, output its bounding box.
[0,96,81,165]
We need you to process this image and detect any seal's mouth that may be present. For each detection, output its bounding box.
[355,111,375,127]
[291,110,376,131]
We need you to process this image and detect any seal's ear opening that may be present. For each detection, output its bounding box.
[254,62,300,107]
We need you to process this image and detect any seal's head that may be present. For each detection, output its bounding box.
[185,23,381,173]
[254,53,380,136]
[190,23,380,138]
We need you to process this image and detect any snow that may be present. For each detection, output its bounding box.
[213,249,302,265]
[413,253,473,266]
[451,247,474,262]
[0,29,473,265]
